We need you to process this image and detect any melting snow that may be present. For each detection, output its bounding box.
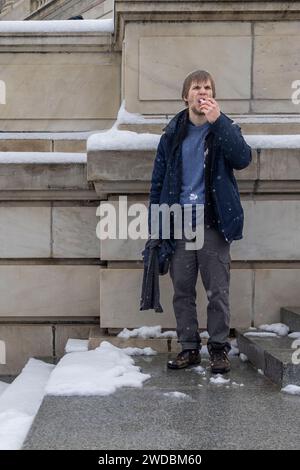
[258,323,289,336]
[45,341,151,396]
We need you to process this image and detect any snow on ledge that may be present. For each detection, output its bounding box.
[0,152,86,164]
[245,135,300,149]
[0,19,114,34]
[87,127,161,152]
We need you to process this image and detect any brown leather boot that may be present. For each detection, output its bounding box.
[167,349,201,369]
[209,350,231,374]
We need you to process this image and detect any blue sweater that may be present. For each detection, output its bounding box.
[180,120,210,207]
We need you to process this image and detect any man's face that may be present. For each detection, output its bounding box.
[184,79,214,115]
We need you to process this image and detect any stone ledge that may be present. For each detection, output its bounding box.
[281,307,300,332]
[236,329,300,386]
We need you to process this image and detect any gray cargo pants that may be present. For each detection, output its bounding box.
[169,227,231,352]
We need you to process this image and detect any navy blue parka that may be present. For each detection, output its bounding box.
[148,108,252,243]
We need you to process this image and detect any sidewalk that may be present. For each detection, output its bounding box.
[23,354,299,450]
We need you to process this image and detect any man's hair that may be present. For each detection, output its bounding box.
[181,70,216,105]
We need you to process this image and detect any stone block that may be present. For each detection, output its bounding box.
[253,22,300,100]
[53,140,87,153]
[0,52,121,129]
[281,307,300,332]
[52,205,100,258]
[124,22,251,115]
[99,268,252,329]
[55,324,95,358]
[254,270,300,325]
[0,324,53,375]
[231,200,300,261]
[0,204,51,258]
[0,266,99,317]
[259,149,300,180]
[0,139,52,152]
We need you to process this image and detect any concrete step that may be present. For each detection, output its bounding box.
[281,307,300,332]
[236,329,300,387]
[22,355,299,450]
[88,326,179,353]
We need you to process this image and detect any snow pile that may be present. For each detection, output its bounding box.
[163,391,189,399]
[281,384,300,396]
[117,326,177,339]
[0,19,114,34]
[87,127,160,152]
[210,375,230,385]
[245,135,300,149]
[0,152,86,164]
[121,347,157,356]
[45,341,151,396]
[65,339,89,353]
[200,331,209,339]
[288,332,300,339]
[258,323,289,336]
[244,331,278,338]
[117,101,168,125]
[192,365,206,375]
[0,381,9,395]
[239,353,248,362]
[0,359,54,450]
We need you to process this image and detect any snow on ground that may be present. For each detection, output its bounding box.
[244,331,278,338]
[192,365,206,375]
[281,384,300,396]
[0,359,54,450]
[258,323,289,336]
[117,326,177,339]
[200,330,209,339]
[240,353,248,362]
[0,19,114,34]
[45,341,151,396]
[122,347,157,356]
[0,381,9,395]
[210,375,230,385]
[65,339,89,353]
[163,391,189,399]
[288,332,300,339]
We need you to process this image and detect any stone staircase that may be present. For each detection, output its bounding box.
[236,307,300,387]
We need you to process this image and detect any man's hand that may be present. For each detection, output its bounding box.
[200,97,221,123]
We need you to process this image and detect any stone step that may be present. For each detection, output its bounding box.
[22,354,300,450]
[88,326,181,353]
[281,307,300,332]
[236,329,300,387]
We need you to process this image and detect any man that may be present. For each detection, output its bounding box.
[148,70,252,374]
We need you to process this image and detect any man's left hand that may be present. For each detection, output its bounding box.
[200,98,221,123]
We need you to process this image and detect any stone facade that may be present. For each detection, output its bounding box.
[0,0,300,373]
